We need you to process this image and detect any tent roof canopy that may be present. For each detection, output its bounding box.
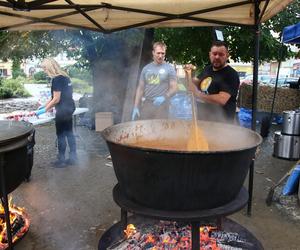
[0,0,294,33]
[282,22,300,44]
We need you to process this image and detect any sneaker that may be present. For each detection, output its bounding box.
[51,159,67,168]
[65,158,78,165]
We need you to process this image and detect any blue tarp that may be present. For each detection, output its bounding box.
[238,108,283,129]
[282,22,300,44]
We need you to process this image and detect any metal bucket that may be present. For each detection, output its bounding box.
[273,131,300,160]
[282,110,300,135]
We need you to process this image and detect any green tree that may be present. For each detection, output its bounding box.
[12,58,26,79]
[0,30,65,79]
[0,30,62,61]
[155,0,300,67]
[0,2,298,116]
[0,29,144,121]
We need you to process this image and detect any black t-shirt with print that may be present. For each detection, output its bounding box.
[51,75,75,118]
[196,65,240,122]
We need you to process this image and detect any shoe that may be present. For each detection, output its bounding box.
[51,159,67,168]
[65,158,78,165]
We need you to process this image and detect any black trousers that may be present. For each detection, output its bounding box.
[55,115,76,160]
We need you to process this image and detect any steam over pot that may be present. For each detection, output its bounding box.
[102,119,262,211]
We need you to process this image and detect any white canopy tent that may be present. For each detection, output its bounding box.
[0,0,293,32]
[0,0,295,220]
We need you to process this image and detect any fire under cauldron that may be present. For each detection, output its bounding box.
[102,119,262,211]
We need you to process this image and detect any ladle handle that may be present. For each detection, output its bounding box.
[188,91,198,126]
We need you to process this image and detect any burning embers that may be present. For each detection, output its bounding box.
[0,197,30,249]
[108,221,252,250]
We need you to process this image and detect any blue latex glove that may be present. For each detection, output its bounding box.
[38,105,45,110]
[35,107,46,116]
[153,96,166,106]
[131,107,140,121]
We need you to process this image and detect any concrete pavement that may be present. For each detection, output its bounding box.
[9,122,300,250]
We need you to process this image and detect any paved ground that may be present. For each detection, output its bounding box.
[13,123,115,250]
[4,121,298,250]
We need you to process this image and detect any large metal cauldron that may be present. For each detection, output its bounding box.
[102,119,262,211]
[0,121,34,195]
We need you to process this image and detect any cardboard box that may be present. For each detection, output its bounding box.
[95,112,113,131]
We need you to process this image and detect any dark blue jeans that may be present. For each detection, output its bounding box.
[55,115,76,161]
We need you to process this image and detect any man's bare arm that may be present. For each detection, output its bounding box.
[133,80,145,108]
[196,91,231,106]
[165,79,178,98]
[184,68,230,106]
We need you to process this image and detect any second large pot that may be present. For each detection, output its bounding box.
[273,131,300,160]
[283,110,300,135]
[102,119,262,211]
[0,121,34,195]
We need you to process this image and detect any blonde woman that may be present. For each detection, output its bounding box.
[36,58,77,167]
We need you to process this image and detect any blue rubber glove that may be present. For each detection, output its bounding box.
[35,107,46,116]
[38,105,45,110]
[131,107,140,121]
[153,96,166,106]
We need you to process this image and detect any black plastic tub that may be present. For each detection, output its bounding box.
[0,121,34,195]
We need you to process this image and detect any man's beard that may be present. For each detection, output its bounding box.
[213,61,226,70]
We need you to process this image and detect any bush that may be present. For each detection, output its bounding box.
[71,78,93,94]
[65,65,92,84]
[0,77,31,98]
[12,69,26,79]
[0,86,13,98]
[33,71,48,83]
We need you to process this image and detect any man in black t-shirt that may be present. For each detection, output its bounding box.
[184,41,240,123]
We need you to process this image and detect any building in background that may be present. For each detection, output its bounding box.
[292,59,300,77]
[22,53,76,77]
[0,53,76,79]
[230,62,252,78]
[231,57,299,79]
[0,60,12,78]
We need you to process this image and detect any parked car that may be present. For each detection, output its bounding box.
[268,77,299,88]
[240,74,271,84]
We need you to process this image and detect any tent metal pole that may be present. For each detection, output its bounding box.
[248,0,261,216]
[270,43,284,120]
[251,27,259,129]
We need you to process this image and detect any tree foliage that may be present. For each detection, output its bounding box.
[155,0,300,68]
[0,2,298,71]
[0,31,61,61]
[40,29,143,69]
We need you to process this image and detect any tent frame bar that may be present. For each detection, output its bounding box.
[0,0,257,33]
[64,0,105,32]
[0,0,275,217]
[0,7,102,32]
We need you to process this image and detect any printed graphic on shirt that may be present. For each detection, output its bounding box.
[200,77,212,92]
[145,69,166,85]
